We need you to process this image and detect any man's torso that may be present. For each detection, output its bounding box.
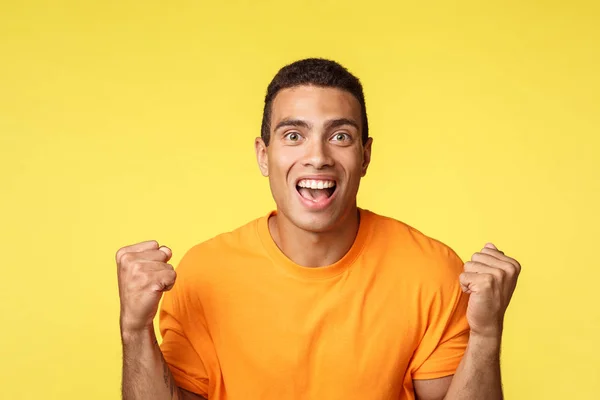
[160,209,468,399]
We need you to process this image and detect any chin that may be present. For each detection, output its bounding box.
[290,208,343,233]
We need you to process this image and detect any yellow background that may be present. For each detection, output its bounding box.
[1,1,598,398]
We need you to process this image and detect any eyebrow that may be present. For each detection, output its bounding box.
[273,118,359,132]
[274,119,312,131]
[324,118,360,131]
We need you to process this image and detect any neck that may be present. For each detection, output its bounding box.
[268,206,360,268]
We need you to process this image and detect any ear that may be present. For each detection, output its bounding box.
[255,137,269,177]
[361,137,373,177]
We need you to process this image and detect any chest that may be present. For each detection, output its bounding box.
[204,268,423,397]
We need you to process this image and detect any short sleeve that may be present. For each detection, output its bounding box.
[159,249,213,397]
[410,248,470,380]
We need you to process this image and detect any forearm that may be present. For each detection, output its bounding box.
[121,327,183,400]
[443,335,503,400]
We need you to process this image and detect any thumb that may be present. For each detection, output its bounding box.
[484,243,498,250]
[158,246,173,262]
[459,272,477,294]
[153,269,177,292]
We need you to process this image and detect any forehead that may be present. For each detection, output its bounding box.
[270,85,361,125]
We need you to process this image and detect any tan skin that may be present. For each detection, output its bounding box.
[256,85,371,267]
[119,84,519,399]
[255,85,451,399]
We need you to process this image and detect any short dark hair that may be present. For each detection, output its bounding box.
[260,58,369,146]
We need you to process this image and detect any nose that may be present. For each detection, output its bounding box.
[303,138,334,169]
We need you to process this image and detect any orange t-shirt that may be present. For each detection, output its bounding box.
[159,208,469,399]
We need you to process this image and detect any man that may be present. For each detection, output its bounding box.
[117,58,521,400]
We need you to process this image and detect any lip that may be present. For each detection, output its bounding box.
[294,175,338,211]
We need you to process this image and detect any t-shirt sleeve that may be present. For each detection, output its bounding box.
[410,247,470,380]
[159,249,213,397]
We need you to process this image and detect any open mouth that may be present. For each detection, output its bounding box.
[296,179,337,203]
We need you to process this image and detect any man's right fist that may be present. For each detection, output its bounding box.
[116,240,176,335]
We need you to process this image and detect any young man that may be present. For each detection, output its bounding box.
[117,58,521,400]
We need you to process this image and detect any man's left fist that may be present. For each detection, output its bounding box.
[460,243,521,338]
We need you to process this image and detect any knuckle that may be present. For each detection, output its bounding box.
[130,261,146,274]
[130,270,150,287]
[116,248,133,265]
[115,248,125,263]
[120,252,137,265]
[482,274,495,287]
[480,247,493,256]
[514,260,522,273]
[495,268,506,282]
[505,264,517,277]
[140,273,152,286]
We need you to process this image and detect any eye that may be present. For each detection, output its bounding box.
[331,132,351,142]
[284,131,302,141]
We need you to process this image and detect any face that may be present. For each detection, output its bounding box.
[255,85,372,233]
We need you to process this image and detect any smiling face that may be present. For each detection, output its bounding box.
[255,85,372,233]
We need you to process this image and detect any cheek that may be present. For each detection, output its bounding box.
[278,152,298,170]
[339,152,364,178]
[268,148,299,186]
[270,149,300,173]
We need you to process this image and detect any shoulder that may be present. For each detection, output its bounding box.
[175,213,266,278]
[364,209,464,279]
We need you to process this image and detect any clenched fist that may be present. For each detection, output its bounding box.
[116,240,176,335]
[460,243,521,339]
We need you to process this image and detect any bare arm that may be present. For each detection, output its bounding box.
[413,376,453,400]
[116,241,207,400]
[121,327,206,400]
[121,327,207,400]
[414,336,502,400]
[415,243,520,400]
[442,335,502,400]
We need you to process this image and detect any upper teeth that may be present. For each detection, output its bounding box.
[297,179,336,189]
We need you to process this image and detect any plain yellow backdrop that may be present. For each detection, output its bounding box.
[1,1,598,399]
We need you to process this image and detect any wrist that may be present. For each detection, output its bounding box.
[469,321,503,342]
[467,332,502,358]
[120,324,155,345]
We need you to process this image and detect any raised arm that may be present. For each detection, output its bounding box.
[116,241,206,400]
[415,243,521,400]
